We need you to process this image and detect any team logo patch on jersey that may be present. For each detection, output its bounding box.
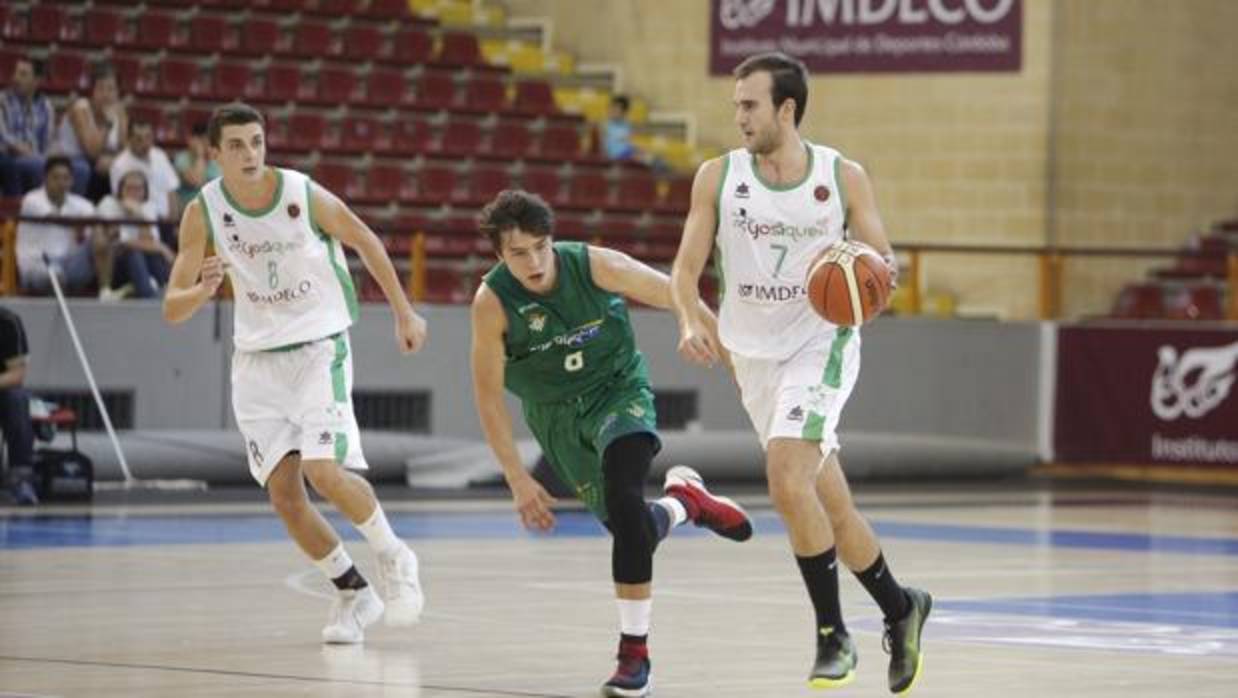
[814,185,831,202]
[527,312,547,332]
[287,203,300,219]
[627,403,646,418]
[735,182,750,199]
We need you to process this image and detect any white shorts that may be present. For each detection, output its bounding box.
[730,328,861,455]
[231,332,367,486]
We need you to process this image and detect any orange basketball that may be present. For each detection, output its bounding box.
[805,240,892,326]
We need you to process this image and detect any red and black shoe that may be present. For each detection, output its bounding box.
[601,636,652,697]
[664,465,753,542]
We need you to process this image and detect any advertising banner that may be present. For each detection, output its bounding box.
[710,0,1022,74]
[1055,326,1238,467]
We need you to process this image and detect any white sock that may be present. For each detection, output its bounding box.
[357,504,403,555]
[617,598,652,637]
[656,496,688,527]
[313,543,354,582]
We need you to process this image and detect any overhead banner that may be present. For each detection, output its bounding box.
[710,0,1022,74]
[1055,326,1238,468]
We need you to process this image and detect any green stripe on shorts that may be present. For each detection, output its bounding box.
[334,431,348,465]
[330,334,348,401]
[802,328,853,440]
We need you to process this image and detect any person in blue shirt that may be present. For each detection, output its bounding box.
[0,57,55,196]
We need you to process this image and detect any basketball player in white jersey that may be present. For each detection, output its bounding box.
[163,104,426,645]
[670,53,931,693]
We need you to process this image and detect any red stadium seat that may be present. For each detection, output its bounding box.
[341,25,387,61]
[209,62,259,101]
[393,27,434,65]
[138,58,201,98]
[109,55,142,94]
[391,118,434,156]
[46,52,89,94]
[187,15,235,53]
[366,0,410,19]
[463,167,513,206]
[82,8,127,47]
[512,80,559,116]
[1165,285,1224,321]
[313,66,360,105]
[520,167,565,206]
[1110,283,1166,320]
[286,112,328,152]
[412,70,455,110]
[410,166,458,205]
[614,173,657,213]
[239,17,282,56]
[436,32,484,68]
[291,21,336,58]
[463,75,507,113]
[655,176,692,214]
[358,164,408,205]
[367,69,410,108]
[29,5,71,43]
[131,13,182,51]
[538,125,582,161]
[489,120,534,160]
[437,120,483,158]
[337,115,389,154]
[565,171,610,210]
[265,64,305,102]
[312,162,355,198]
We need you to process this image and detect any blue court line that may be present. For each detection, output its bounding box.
[3,510,1238,556]
[940,591,1238,629]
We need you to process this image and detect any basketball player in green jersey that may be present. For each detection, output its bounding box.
[163,104,426,645]
[470,190,753,697]
[670,53,930,693]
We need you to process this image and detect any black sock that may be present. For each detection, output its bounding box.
[620,633,648,645]
[331,565,369,591]
[854,552,909,621]
[795,548,846,636]
[647,502,671,543]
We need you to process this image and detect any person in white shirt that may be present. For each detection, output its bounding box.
[16,155,106,295]
[109,120,179,220]
[96,170,173,299]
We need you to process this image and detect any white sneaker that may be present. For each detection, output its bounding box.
[377,544,424,626]
[321,585,385,644]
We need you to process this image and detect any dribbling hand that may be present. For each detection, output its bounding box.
[200,256,226,296]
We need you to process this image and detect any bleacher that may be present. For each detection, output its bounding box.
[1109,221,1237,321]
[0,0,697,304]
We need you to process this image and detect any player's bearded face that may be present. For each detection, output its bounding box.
[733,73,781,155]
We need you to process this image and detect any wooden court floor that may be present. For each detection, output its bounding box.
[2,482,1237,697]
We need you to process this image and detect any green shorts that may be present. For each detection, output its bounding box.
[522,378,659,521]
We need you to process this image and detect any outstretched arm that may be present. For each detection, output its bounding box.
[309,182,427,354]
[588,243,720,342]
[470,285,557,531]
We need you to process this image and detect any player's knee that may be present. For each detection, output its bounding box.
[766,456,813,510]
[267,480,309,518]
[301,458,341,496]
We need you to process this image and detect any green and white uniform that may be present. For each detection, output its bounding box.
[198,168,364,484]
[484,241,658,520]
[715,143,860,454]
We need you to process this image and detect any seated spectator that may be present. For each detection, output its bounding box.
[111,119,179,221]
[16,156,112,298]
[0,57,54,196]
[53,62,127,199]
[603,95,637,161]
[96,170,172,299]
[0,305,37,505]
[174,121,220,210]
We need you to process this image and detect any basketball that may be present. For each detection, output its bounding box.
[805,240,892,326]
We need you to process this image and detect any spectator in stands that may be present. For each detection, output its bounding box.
[0,57,55,196]
[97,170,172,299]
[111,119,180,221]
[0,305,37,505]
[174,121,220,210]
[17,156,115,299]
[54,62,127,199]
[603,95,638,161]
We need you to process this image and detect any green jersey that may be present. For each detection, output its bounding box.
[482,241,649,404]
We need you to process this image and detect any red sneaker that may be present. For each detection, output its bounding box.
[663,465,753,542]
[601,637,651,697]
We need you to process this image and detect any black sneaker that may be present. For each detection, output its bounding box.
[601,637,651,697]
[884,587,932,694]
[809,627,856,689]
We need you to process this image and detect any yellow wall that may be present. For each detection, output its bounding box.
[505,0,1238,320]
